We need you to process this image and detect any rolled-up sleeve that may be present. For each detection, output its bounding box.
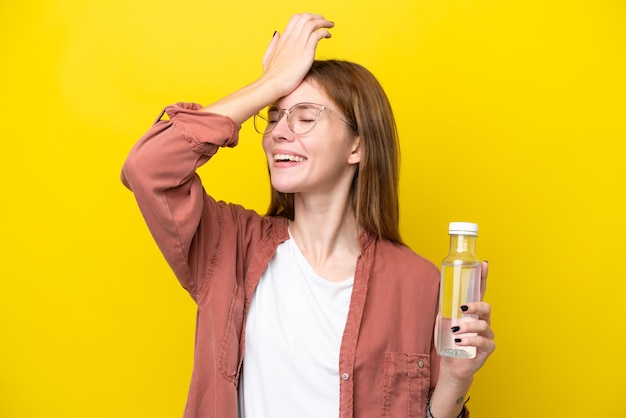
[121,103,241,299]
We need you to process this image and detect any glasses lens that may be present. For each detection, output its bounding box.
[254,106,282,135]
[254,104,321,135]
[290,104,320,134]
[253,107,271,135]
[253,114,265,134]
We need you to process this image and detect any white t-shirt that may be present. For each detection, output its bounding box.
[239,233,354,418]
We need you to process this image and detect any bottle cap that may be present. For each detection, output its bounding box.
[448,222,479,236]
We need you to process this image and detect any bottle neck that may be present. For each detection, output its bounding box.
[449,234,477,255]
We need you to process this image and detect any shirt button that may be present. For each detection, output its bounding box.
[418,360,424,369]
[341,373,350,381]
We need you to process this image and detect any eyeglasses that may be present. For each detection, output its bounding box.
[253,102,353,135]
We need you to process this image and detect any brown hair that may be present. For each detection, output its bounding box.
[266,60,402,244]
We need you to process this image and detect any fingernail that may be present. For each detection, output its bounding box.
[484,260,489,265]
[454,338,462,343]
[451,326,460,333]
[460,305,469,312]
[272,30,277,38]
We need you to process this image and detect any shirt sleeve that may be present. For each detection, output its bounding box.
[121,102,241,300]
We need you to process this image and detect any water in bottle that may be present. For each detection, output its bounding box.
[435,222,481,358]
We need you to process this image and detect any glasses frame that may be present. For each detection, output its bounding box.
[253,102,353,136]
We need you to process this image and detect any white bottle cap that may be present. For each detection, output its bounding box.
[449,222,479,236]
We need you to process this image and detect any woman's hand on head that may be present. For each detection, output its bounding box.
[261,13,334,98]
[198,14,333,124]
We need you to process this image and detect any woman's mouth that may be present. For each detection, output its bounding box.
[273,153,306,163]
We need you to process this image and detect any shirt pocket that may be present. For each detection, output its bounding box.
[381,352,430,418]
[219,283,244,383]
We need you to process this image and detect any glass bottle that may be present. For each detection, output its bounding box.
[435,222,481,358]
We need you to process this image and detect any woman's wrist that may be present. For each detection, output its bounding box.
[199,76,283,124]
[428,372,472,418]
[427,396,469,418]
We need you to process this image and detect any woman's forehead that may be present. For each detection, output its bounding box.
[275,80,331,108]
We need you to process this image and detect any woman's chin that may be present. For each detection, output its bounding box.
[271,184,297,194]
[270,177,299,194]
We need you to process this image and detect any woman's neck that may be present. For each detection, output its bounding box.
[289,194,361,282]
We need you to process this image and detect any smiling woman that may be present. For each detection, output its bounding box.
[121,12,494,418]
[2,0,625,417]
[261,60,399,244]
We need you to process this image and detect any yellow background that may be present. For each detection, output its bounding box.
[1,1,624,417]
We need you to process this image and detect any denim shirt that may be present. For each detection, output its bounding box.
[121,103,468,418]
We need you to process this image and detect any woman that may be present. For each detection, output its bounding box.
[121,13,495,418]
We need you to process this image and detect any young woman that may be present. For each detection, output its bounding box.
[121,13,495,418]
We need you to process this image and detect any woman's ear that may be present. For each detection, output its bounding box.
[347,136,362,165]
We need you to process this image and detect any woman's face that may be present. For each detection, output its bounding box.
[262,80,361,197]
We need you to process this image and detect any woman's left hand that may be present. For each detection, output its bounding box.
[439,261,496,382]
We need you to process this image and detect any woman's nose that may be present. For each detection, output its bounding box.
[271,115,293,141]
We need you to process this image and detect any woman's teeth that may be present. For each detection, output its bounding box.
[274,154,305,162]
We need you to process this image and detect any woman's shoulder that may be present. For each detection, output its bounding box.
[374,239,440,276]
[215,199,290,242]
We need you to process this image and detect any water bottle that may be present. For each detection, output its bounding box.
[435,222,481,358]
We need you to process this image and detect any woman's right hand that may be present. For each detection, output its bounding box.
[260,13,335,99]
[200,13,333,124]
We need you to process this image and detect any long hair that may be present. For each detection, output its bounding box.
[265,60,402,244]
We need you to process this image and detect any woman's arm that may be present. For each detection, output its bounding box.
[121,103,241,298]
